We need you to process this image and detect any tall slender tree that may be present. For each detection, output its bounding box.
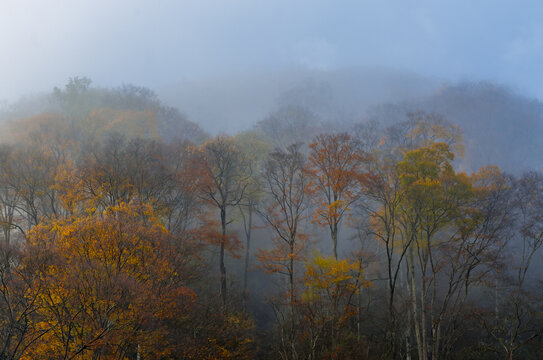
[308,133,364,259]
[192,135,251,308]
[257,143,309,360]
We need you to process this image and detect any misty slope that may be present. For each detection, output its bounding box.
[2,72,542,175]
[156,67,439,134]
[366,82,543,173]
[0,80,208,145]
[158,68,543,173]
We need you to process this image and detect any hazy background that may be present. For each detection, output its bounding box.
[0,0,543,172]
[0,0,543,126]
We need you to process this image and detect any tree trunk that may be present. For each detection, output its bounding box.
[242,205,253,311]
[420,281,428,360]
[220,207,227,309]
[408,247,424,360]
[289,240,297,360]
[387,272,397,358]
[331,222,338,259]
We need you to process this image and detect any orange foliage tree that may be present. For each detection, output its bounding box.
[308,133,364,259]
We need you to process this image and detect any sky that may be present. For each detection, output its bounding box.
[1,0,543,102]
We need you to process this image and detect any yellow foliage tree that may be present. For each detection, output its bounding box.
[301,252,370,358]
[22,202,196,359]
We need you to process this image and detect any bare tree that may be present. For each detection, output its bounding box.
[482,171,543,360]
[257,143,309,360]
[193,135,251,308]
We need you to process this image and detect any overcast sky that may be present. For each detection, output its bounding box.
[1,0,542,102]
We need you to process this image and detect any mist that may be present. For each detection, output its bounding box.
[2,1,543,99]
[1,1,543,359]
[3,0,543,167]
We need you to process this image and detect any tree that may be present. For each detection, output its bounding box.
[355,113,467,358]
[395,142,509,360]
[256,143,309,360]
[233,131,269,310]
[22,202,196,359]
[0,146,23,244]
[0,242,50,360]
[5,145,60,229]
[255,106,319,151]
[480,171,543,360]
[192,135,251,308]
[358,141,410,357]
[301,252,370,359]
[308,132,364,259]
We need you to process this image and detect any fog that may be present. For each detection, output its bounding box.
[156,67,440,133]
[1,2,543,358]
[1,1,543,171]
[2,0,543,101]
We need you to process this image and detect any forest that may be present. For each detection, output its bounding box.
[0,76,540,360]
